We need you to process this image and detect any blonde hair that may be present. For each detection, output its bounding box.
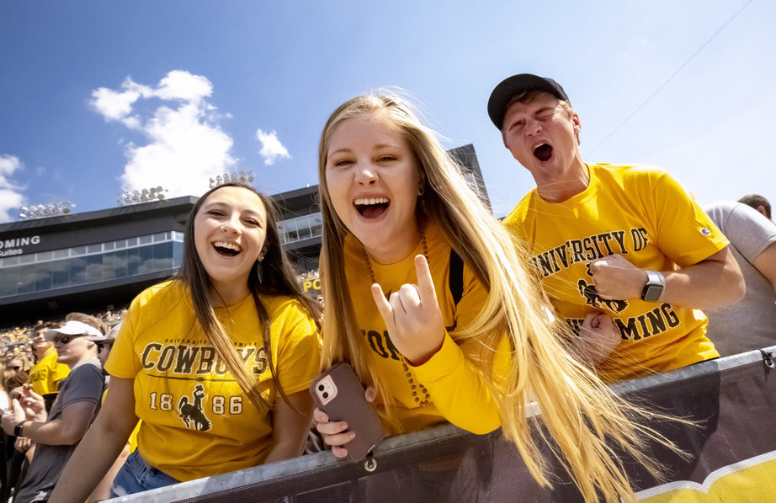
[318,91,672,502]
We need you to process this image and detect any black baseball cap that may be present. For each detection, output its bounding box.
[487,74,570,129]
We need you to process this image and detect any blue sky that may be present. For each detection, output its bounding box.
[1,0,773,223]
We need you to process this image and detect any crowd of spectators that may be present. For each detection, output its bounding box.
[0,184,772,502]
[0,310,125,502]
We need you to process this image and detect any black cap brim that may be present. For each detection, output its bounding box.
[487,74,570,129]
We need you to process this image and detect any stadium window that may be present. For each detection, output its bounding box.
[0,267,19,297]
[17,266,35,294]
[139,235,153,245]
[153,232,166,243]
[53,249,69,259]
[70,257,87,286]
[2,256,19,267]
[114,250,128,278]
[19,254,35,265]
[37,251,53,262]
[311,213,323,238]
[138,246,154,274]
[87,244,102,254]
[298,216,312,240]
[104,242,115,251]
[153,242,173,270]
[126,237,138,247]
[52,260,69,290]
[173,241,183,268]
[72,246,86,256]
[127,248,140,276]
[86,254,103,283]
[102,252,117,280]
[115,239,127,249]
[35,263,53,291]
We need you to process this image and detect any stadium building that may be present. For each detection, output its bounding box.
[0,145,487,329]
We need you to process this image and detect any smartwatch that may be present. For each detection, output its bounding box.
[14,421,25,438]
[641,270,665,302]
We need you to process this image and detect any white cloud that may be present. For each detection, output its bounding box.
[0,155,25,223]
[90,86,141,123]
[90,71,236,197]
[256,129,291,165]
[155,71,212,103]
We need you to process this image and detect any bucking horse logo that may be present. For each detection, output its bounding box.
[179,384,211,431]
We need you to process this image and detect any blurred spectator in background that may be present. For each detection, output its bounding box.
[704,201,776,356]
[1,319,105,503]
[4,355,32,399]
[28,322,71,409]
[738,194,772,221]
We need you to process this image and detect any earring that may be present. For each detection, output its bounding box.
[418,186,425,196]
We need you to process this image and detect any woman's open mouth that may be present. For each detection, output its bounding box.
[213,241,241,257]
[354,197,389,219]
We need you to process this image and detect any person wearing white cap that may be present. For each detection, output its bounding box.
[1,318,105,503]
[489,73,745,383]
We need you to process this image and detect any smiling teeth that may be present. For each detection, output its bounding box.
[355,197,389,206]
[213,241,241,252]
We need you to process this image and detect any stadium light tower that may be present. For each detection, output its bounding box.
[209,171,255,189]
[117,186,168,206]
[18,201,75,220]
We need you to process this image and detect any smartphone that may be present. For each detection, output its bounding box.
[310,363,386,461]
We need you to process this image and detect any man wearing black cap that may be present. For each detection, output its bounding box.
[488,74,745,382]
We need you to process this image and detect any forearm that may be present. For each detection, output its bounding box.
[22,415,89,446]
[413,334,500,435]
[662,254,744,310]
[88,443,130,503]
[264,438,306,464]
[592,249,744,310]
[49,416,132,503]
[264,391,313,465]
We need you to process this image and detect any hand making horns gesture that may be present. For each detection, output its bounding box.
[371,255,446,366]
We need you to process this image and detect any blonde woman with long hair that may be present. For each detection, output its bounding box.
[50,182,322,502]
[314,92,671,502]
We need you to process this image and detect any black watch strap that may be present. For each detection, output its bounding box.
[14,421,25,437]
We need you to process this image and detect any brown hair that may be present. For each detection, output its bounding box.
[177,182,321,414]
[738,194,771,219]
[66,313,108,335]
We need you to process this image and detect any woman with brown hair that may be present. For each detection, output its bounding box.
[50,182,322,501]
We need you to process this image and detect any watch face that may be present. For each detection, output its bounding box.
[643,285,663,302]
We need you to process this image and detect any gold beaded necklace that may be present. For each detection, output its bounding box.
[361,223,432,407]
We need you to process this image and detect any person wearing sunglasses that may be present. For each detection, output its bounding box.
[1,318,106,503]
[28,322,71,406]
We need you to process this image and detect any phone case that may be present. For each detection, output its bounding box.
[310,363,386,461]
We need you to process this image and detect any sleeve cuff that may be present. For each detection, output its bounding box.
[411,332,463,384]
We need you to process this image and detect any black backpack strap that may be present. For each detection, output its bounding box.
[449,249,464,306]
